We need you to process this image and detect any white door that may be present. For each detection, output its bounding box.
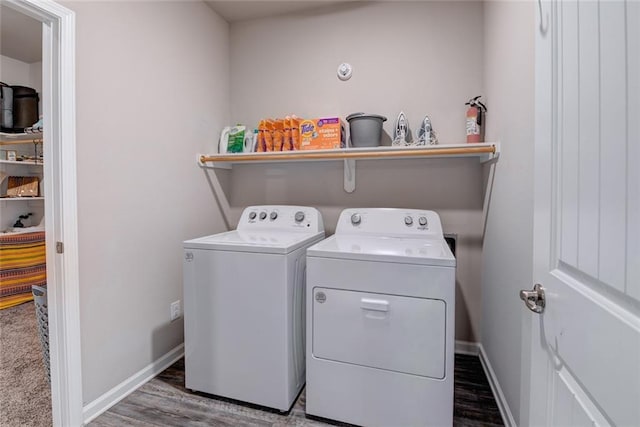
[523,0,640,425]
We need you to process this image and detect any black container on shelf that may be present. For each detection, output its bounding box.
[11,86,39,130]
[0,82,13,131]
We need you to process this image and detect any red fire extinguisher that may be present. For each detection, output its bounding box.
[465,96,487,143]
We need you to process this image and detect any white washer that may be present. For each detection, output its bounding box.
[183,205,324,412]
[305,208,456,427]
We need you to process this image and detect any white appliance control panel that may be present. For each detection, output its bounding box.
[240,205,324,232]
[338,208,444,238]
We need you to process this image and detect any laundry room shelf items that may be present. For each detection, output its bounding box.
[198,143,500,193]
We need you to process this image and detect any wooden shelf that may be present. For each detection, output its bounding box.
[199,143,499,166]
[0,197,44,201]
[0,159,43,166]
[197,141,500,235]
[0,131,43,145]
[198,142,500,194]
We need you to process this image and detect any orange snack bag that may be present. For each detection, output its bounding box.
[291,116,301,150]
[273,119,284,151]
[283,116,292,151]
[264,120,275,152]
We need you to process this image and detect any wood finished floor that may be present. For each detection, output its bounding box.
[91,354,503,427]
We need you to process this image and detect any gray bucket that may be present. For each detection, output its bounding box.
[346,113,387,147]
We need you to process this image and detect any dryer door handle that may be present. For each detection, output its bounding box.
[360,298,389,312]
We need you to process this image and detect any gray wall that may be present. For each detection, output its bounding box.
[230,1,484,144]
[62,1,230,405]
[228,1,486,342]
[481,1,535,423]
[60,0,535,413]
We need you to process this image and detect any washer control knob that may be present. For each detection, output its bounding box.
[259,211,267,220]
[418,216,428,226]
[351,213,362,225]
[270,211,278,220]
[295,211,305,222]
[404,216,413,226]
[248,211,257,220]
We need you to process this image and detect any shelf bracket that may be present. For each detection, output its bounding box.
[481,160,497,239]
[343,159,356,193]
[480,142,500,164]
[197,154,233,230]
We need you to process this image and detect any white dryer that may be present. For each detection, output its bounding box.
[183,205,324,412]
[305,208,456,427]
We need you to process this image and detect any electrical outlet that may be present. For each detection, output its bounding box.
[170,300,181,322]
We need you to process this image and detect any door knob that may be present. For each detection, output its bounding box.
[519,283,545,314]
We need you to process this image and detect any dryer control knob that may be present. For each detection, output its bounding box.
[404,216,413,226]
[351,213,361,225]
[270,211,278,220]
[259,211,267,220]
[249,211,257,220]
[295,211,305,222]
[418,216,428,226]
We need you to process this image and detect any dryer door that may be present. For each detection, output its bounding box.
[311,287,446,379]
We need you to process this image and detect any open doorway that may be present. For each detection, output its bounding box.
[0,1,81,425]
[0,7,51,425]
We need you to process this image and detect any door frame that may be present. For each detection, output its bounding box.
[523,0,640,424]
[4,0,82,425]
[520,0,554,424]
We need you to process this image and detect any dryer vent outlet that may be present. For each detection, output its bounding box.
[444,234,457,257]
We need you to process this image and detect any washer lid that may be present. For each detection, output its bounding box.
[184,230,324,254]
[307,235,456,267]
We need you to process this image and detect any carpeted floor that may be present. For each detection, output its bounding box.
[0,301,52,427]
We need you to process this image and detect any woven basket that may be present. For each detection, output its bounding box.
[31,285,50,383]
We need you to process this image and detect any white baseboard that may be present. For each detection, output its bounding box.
[82,344,184,424]
[455,340,480,356]
[478,343,517,427]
